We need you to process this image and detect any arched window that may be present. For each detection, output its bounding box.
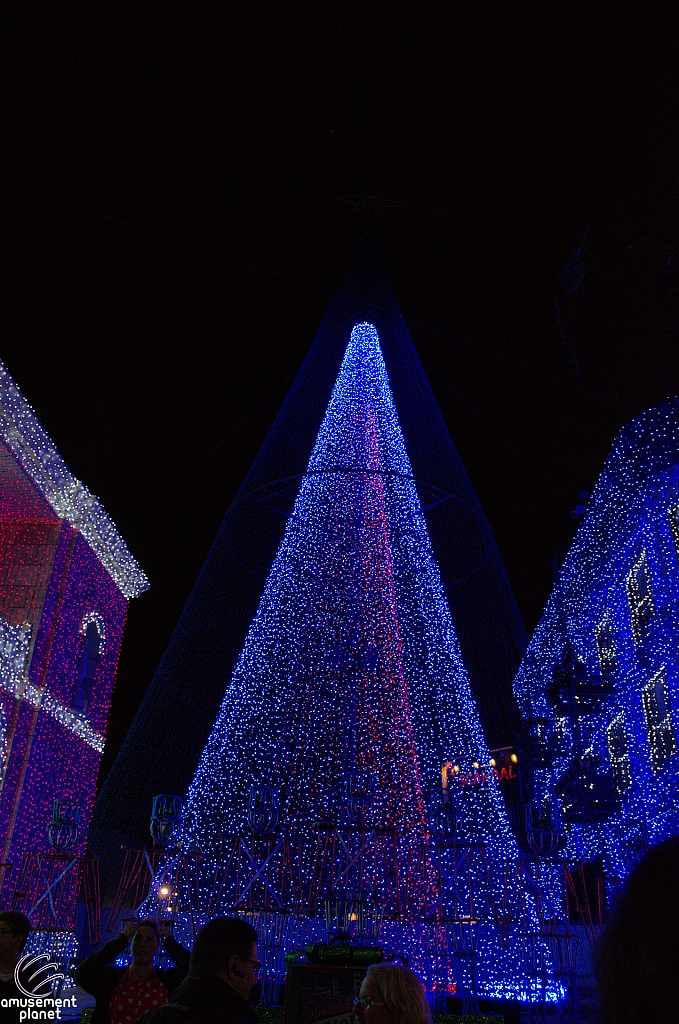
[72,613,105,715]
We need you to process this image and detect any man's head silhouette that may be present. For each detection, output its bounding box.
[0,912,31,975]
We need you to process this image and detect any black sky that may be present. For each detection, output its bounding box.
[1,7,677,787]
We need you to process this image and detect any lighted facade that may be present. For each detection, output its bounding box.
[514,400,679,879]
[0,359,148,887]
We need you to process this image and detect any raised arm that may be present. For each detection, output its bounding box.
[158,926,191,978]
[75,930,131,996]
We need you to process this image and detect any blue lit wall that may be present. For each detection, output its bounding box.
[514,400,679,877]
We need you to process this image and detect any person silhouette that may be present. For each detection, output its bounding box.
[597,836,679,1024]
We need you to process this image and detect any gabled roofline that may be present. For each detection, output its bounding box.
[0,360,149,599]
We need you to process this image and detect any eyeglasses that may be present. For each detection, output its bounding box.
[240,956,263,977]
[354,998,386,1010]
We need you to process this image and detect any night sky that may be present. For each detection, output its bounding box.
[1,8,677,787]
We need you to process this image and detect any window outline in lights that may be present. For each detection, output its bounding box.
[71,613,104,716]
[669,502,679,561]
[642,668,676,773]
[596,608,617,676]
[626,550,654,647]
[607,711,632,793]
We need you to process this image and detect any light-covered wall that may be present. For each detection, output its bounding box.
[514,399,679,881]
[0,524,128,880]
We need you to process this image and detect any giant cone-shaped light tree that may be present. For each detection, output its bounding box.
[92,240,528,912]
[94,242,544,999]
[181,323,505,842]
[173,323,545,1003]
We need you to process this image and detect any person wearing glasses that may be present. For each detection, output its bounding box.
[140,917,260,1024]
[76,918,190,1024]
[0,912,31,992]
[354,963,432,1024]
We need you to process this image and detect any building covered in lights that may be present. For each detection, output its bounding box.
[514,400,679,880]
[0,360,148,890]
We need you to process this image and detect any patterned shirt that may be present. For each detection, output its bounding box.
[108,969,169,1024]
